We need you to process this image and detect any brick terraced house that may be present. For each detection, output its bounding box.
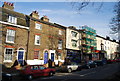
[0,2,120,68]
[27,11,66,66]
[0,2,66,68]
[0,2,29,67]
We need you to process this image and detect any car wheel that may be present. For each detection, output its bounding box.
[27,75,33,80]
[49,72,54,76]
[68,68,72,73]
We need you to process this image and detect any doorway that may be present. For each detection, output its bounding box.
[17,48,25,66]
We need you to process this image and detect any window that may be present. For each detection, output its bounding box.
[35,35,40,45]
[35,23,42,30]
[34,50,39,59]
[6,29,15,43]
[39,66,46,70]
[59,30,62,35]
[71,40,77,47]
[4,48,13,62]
[71,31,77,37]
[31,66,39,70]
[58,40,63,49]
[58,53,62,60]
[8,16,17,24]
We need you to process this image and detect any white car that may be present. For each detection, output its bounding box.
[58,62,81,73]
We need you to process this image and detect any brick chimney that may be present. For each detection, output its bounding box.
[30,11,39,19]
[41,15,49,22]
[2,2,14,10]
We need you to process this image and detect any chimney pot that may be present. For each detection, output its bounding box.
[11,3,14,6]
[2,2,14,10]
[30,10,39,19]
[41,15,49,22]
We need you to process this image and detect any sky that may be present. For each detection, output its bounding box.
[0,1,118,40]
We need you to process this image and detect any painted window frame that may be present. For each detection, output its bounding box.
[34,50,39,59]
[35,35,40,45]
[71,31,78,37]
[8,15,17,24]
[59,30,62,35]
[6,29,15,43]
[4,48,13,62]
[58,40,63,49]
[71,40,77,47]
[35,23,42,30]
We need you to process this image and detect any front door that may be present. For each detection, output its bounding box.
[51,53,54,62]
[18,48,24,66]
[44,51,48,64]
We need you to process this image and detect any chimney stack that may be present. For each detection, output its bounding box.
[113,39,116,42]
[30,11,39,19]
[2,2,14,10]
[106,36,110,40]
[41,15,49,22]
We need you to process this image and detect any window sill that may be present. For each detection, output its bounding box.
[8,22,17,25]
[6,41,15,44]
[3,60,12,63]
[35,44,40,46]
[34,59,39,60]
[35,28,42,30]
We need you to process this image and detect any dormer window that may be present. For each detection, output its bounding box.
[8,15,17,24]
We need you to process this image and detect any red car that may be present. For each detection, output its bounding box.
[115,57,120,62]
[107,59,116,63]
[20,65,55,80]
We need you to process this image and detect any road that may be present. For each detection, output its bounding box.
[12,63,120,81]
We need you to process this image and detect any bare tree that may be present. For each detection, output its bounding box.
[110,1,120,40]
[69,0,120,40]
[70,0,104,13]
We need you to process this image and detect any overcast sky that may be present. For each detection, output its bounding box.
[0,2,118,40]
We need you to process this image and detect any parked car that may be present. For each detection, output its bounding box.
[107,57,120,63]
[1,64,20,81]
[115,57,120,62]
[20,65,55,80]
[81,60,97,69]
[94,60,104,66]
[107,59,116,64]
[58,62,82,73]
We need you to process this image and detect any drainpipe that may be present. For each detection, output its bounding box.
[26,16,30,63]
[26,30,30,61]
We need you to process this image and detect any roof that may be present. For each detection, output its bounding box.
[96,35,120,44]
[26,15,66,30]
[1,7,26,19]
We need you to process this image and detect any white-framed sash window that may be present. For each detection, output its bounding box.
[35,23,42,30]
[58,40,63,49]
[59,30,62,35]
[8,16,17,24]
[6,29,15,43]
[4,48,13,62]
[34,50,39,59]
[35,35,40,45]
